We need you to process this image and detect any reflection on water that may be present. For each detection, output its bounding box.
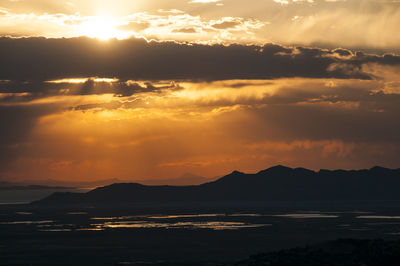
[37,223,74,228]
[91,216,139,220]
[357,216,400,219]
[16,212,32,215]
[95,221,270,230]
[6,210,400,235]
[0,202,29,205]
[229,213,263,217]
[0,220,54,225]
[81,213,272,231]
[91,217,120,220]
[91,213,265,221]
[40,229,73,232]
[67,212,88,215]
[273,213,339,219]
[0,213,273,231]
[76,228,104,231]
[148,214,225,219]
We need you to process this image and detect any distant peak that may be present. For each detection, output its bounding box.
[230,170,244,175]
[269,165,293,170]
[258,165,293,175]
[370,166,389,172]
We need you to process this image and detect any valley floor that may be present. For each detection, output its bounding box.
[1,201,400,265]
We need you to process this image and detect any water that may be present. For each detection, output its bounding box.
[3,210,400,233]
[2,201,400,265]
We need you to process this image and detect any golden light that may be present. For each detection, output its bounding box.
[78,16,130,40]
[47,78,119,84]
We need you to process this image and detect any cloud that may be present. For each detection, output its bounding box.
[268,3,400,51]
[212,21,241,29]
[1,0,400,52]
[117,21,150,32]
[1,75,400,180]
[190,0,222,3]
[273,0,314,5]
[0,79,180,101]
[1,36,400,83]
[0,9,266,42]
[171,27,199,34]
[0,104,59,170]
[0,35,399,180]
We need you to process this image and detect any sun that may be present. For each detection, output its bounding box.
[78,16,130,40]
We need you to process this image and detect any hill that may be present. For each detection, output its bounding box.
[34,165,400,205]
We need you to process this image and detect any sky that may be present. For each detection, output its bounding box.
[0,0,400,182]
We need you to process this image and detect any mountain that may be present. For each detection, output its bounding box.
[12,174,215,189]
[139,173,217,186]
[34,165,400,205]
[0,184,75,190]
[0,181,20,187]
[17,178,122,189]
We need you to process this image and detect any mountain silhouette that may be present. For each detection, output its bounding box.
[138,173,217,186]
[34,165,400,205]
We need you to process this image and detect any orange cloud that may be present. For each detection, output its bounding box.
[1,76,399,182]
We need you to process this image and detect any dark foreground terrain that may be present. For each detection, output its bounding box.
[2,166,400,265]
[2,200,400,265]
[237,239,400,266]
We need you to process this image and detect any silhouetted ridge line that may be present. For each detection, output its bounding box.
[257,165,293,175]
[33,165,400,205]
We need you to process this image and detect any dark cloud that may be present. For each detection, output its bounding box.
[1,36,400,82]
[1,37,400,179]
[0,79,179,99]
[1,77,400,179]
[118,22,150,32]
[212,21,241,29]
[171,28,199,34]
[0,104,57,170]
[77,79,163,97]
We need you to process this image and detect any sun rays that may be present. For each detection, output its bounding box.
[77,16,130,40]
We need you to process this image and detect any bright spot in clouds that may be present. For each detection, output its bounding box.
[47,78,119,84]
[77,16,130,40]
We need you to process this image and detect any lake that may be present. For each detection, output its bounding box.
[1,200,400,265]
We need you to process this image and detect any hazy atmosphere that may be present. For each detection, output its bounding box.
[2,2,400,266]
[1,0,400,182]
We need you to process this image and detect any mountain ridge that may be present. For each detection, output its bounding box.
[34,165,400,205]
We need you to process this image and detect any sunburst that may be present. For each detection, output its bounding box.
[78,16,130,40]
